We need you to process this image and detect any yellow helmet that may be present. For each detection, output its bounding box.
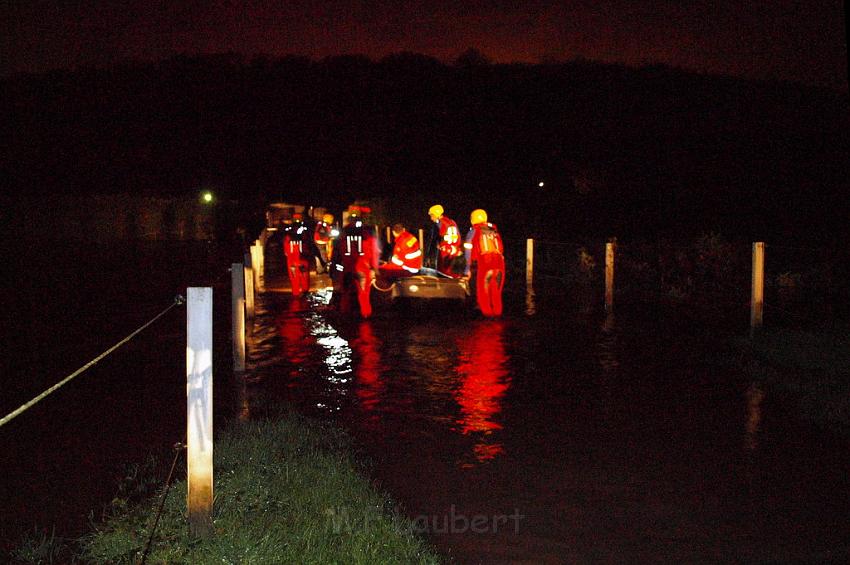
[470,208,488,225]
[428,204,444,219]
[322,213,334,224]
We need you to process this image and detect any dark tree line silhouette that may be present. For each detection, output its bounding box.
[2,51,847,243]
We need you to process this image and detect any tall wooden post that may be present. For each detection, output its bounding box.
[244,265,255,322]
[251,244,264,291]
[186,287,213,538]
[605,242,615,313]
[231,263,246,372]
[526,238,534,288]
[751,242,765,332]
[386,225,392,243]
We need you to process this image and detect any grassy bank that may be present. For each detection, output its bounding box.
[14,412,440,564]
[741,325,850,434]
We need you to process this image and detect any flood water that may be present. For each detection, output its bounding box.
[2,244,849,564]
[245,269,850,564]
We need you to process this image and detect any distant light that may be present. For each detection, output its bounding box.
[201,191,214,203]
[538,181,545,188]
[330,229,340,237]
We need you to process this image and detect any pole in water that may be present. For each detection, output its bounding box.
[750,242,764,332]
[605,241,615,313]
[231,263,246,372]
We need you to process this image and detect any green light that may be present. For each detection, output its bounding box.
[202,191,213,203]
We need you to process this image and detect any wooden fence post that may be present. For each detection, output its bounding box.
[605,241,615,313]
[231,263,246,372]
[526,238,534,287]
[186,287,213,538]
[244,265,255,322]
[251,244,264,291]
[751,242,765,332]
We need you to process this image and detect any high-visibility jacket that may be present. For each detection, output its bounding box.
[314,221,332,245]
[283,224,312,260]
[438,216,462,258]
[463,222,504,273]
[332,223,379,274]
[388,230,422,273]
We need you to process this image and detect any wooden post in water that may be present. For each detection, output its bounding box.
[526,238,534,288]
[231,263,246,372]
[251,244,263,291]
[244,265,255,322]
[751,242,765,332]
[186,287,213,538]
[605,241,615,313]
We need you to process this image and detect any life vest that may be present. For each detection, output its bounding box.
[464,222,504,272]
[438,216,462,257]
[314,221,331,244]
[389,230,422,273]
[283,224,310,259]
[338,223,379,272]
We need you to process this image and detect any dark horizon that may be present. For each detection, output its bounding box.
[2,1,847,91]
[4,52,849,246]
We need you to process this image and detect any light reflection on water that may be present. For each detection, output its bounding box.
[251,291,515,466]
[242,287,850,562]
[454,320,510,464]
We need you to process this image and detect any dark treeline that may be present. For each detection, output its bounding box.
[2,51,848,243]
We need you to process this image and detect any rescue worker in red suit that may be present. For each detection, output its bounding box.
[379,223,422,280]
[463,208,505,317]
[428,204,463,277]
[283,213,311,296]
[329,210,380,318]
[313,213,334,274]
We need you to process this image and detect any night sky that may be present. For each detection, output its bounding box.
[2,0,847,90]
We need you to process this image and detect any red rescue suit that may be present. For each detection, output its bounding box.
[380,230,422,277]
[283,224,311,295]
[333,223,379,318]
[463,222,505,317]
[313,221,332,271]
[437,215,462,276]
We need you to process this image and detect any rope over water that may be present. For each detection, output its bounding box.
[0,296,185,429]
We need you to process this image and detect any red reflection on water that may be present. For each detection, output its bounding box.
[454,320,510,462]
[351,322,383,417]
[276,298,313,378]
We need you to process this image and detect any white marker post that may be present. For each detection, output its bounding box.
[232,263,246,372]
[751,242,765,333]
[186,287,213,538]
[251,244,264,291]
[244,265,255,322]
[605,242,615,313]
